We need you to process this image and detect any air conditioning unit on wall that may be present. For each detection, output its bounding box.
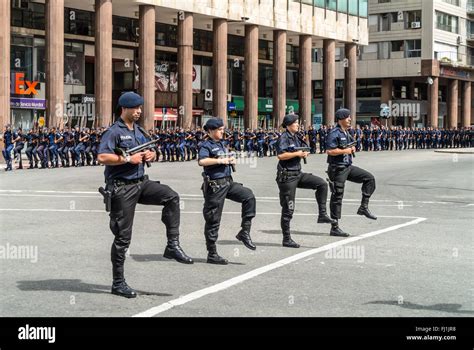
[411,22,421,29]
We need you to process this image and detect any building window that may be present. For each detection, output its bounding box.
[112,16,138,42]
[259,40,267,60]
[313,80,323,99]
[258,65,273,98]
[356,79,381,98]
[379,13,391,31]
[391,40,404,52]
[359,0,368,17]
[64,42,85,86]
[10,37,34,97]
[286,69,298,100]
[65,8,94,37]
[337,0,348,13]
[442,0,459,6]
[286,44,292,64]
[436,11,458,33]
[156,23,177,47]
[34,38,45,83]
[228,35,245,57]
[378,42,390,59]
[193,29,213,52]
[312,48,321,63]
[228,60,244,96]
[326,0,337,11]
[406,10,422,29]
[348,0,358,15]
[11,1,45,30]
[405,39,421,58]
[335,80,344,98]
[314,0,325,9]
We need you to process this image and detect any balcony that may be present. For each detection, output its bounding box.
[435,51,474,68]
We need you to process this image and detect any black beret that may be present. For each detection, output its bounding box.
[203,118,224,132]
[281,114,299,128]
[335,108,351,121]
[118,92,144,108]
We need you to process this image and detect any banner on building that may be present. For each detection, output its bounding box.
[155,61,170,92]
[64,51,85,85]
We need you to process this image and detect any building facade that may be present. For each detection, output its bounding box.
[312,0,474,128]
[0,0,369,135]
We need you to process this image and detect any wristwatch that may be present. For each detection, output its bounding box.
[125,155,131,163]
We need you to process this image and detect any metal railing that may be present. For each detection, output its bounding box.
[435,51,474,68]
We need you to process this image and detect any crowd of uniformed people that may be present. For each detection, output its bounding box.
[2,122,473,171]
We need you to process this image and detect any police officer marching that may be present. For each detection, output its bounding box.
[275,114,336,249]
[198,117,257,265]
[326,109,377,237]
[97,91,193,298]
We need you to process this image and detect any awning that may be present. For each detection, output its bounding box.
[154,108,177,121]
[154,108,203,120]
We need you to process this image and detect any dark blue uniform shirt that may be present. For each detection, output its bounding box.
[276,130,306,171]
[198,138,232,180]
[326,125,353,166]
[3,131,12,147]
[98,118,149,181]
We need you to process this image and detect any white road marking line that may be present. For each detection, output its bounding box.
[132,217,427,317]
[0,190,461,206]
[0,208,422,220]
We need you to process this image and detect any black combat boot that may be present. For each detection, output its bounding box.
[235,221,256,250]
[317,204,337,224]
[207,245,228,265]
[330,223,350,237]
[111,279,137,299]
[357,196,377,220]
[282,232,300,248]
[163,235,194,264]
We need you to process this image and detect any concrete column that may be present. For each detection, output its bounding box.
[273,30,286,128]
[299,35,312,129]
[323,39,335,126]
[447,79,458,128]
[428,77,439,128]
[95,0,113,127]
[408,80,416,127]
[344,43,357,127]
[178,12,193,129]
[244,25,258,130]
[138,5,156,131]
[46,0,64,128]
[213,19,228,124]
[381,79,393,127]
[461,80,471,128]
[0,0,10,138]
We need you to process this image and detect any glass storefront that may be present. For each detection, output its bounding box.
[10,35,43,129]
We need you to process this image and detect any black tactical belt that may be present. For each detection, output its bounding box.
[208,176,232,186]
[112,176,146,186]
[278,169,301,176]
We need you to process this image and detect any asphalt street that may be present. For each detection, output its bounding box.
[0,149,473,317]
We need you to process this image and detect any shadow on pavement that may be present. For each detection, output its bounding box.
[131,254,245,265]
[260,229,330,237]
[218,239,316,249]
[366,300,474,315]
[17,279,172,297]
